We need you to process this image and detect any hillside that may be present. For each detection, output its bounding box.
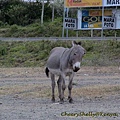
[1,18,120,38]
[0,40,120,67]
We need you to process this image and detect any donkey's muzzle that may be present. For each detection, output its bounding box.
[73,67,80,72]
[73,62,81,72]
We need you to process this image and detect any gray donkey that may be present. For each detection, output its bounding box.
[45,41,86,103]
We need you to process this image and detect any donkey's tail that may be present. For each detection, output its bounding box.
[45,67,49,77]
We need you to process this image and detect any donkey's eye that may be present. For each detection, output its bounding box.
[74,53,77,55]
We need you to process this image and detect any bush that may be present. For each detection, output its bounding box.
[10,24,19,33]
[0,45,7,56]
[0,21,4,27]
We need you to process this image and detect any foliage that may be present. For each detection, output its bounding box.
[49,0,64,16]
[1,18,63,37]
[0,0,59,26]
[0,21,4,27]
[1,18,120,37]
[0,41,7,56]
[1,0,120,37]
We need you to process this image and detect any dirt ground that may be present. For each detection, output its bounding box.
[0,66,120,120]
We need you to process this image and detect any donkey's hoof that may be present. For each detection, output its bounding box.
[59,101,64,104]
[69,98,73,103]
[68,97,73,103]
[51,98,55,102]
[59,99,64,104]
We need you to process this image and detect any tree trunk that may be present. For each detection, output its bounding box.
[41,0,44,24]
[52,2,54,22]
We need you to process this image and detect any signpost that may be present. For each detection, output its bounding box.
[103,0,120,6]
[77,9,113,30]
[64,17,77,29]
[103,17,115,29]
[81,10,102,29]
[65,0,102,8]
[62,0,120,37]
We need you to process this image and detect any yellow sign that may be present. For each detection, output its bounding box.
[65,0,102,8]
[89,10,112,16]
[81,10,112,29]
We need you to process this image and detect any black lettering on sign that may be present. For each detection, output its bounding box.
[65,19,75,23]
[73,0,81,2]
[104,17,115,22]
[107,0,120,5]
[104,22,114,27]
[66,23,75,28]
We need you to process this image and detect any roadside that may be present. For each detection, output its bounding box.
[0,67,120,120]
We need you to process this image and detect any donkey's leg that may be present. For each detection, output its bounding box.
[68,80,73,103]
[62,78,66,101]
[61,74,66,103]
[68,73,74,103]
[57,76,62,102]
[51,73,55,102]
[57,75,66,103]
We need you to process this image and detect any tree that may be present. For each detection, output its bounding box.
[51,0,64,16]
[5,4,27,25]
[48,0,64,22]
[0,0,59,25]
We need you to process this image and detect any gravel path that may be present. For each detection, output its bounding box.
[0,67,120,120]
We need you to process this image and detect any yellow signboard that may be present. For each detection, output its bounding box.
[81,10,112,29]
[89,10,112,16]
[65,0,102,8]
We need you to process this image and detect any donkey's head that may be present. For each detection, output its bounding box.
[69,41,86,72]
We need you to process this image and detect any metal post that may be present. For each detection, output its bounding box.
[101,1,104,39]
[91,29,93,37]
[115,6,117,39]
[66,8,69,37]
[115,32,116,38]
[76,31,78,37]
[62,7,65,37]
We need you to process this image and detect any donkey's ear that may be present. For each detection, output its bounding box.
[72,41,77,46]
[78,41,81,45]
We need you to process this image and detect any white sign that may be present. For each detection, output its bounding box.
[64,18,77,29]
[104,0,120,6]
[113,9,120,29]
[103,17,115,29]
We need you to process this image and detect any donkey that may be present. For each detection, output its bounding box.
[45,41,86,103]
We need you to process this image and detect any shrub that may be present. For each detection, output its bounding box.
[0,21,4,27]
[0,45,7,56]
[10,24,19,33]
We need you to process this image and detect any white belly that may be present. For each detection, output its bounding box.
[49,68,61,76]
[49,68,73,76]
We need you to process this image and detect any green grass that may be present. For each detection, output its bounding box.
[0,40,120,67]
[1,17,120,37]
[0,18,64,37]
